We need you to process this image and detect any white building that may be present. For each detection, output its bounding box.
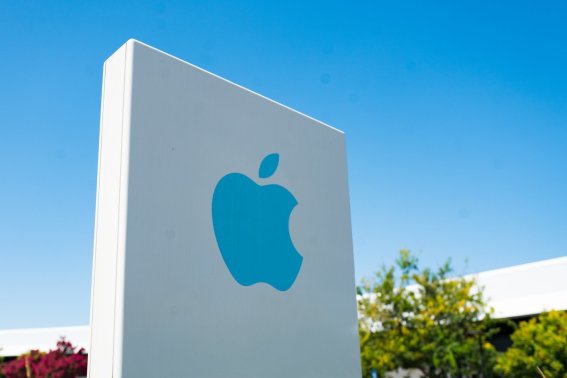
[0,325,89,358]
[471,256,567,320]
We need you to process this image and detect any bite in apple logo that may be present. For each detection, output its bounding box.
[212,153,303,291]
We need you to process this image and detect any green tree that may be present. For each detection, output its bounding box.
[358,250,500,378]
[495,310,567,378]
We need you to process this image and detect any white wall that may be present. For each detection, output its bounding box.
[0,326,89,357]
[473,256,567,318]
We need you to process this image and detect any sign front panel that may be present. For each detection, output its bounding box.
[89,40,361,378]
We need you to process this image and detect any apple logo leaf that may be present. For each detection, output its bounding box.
[259,153,279,179]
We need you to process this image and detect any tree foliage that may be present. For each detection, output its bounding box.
[494,310,567,378]
[358,250,500,378]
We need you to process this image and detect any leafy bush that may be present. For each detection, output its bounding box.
[495,310,567,378]
[358,250,501,378]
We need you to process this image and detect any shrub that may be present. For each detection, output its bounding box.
[1,339,87,378]
[495,310,567,378]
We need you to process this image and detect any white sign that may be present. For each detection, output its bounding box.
[88,39,361,378]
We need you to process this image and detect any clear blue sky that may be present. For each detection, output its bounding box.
[1,1,566,329]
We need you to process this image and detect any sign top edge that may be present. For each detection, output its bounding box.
[116,39,345,136]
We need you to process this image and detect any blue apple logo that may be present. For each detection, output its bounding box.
[212,153,303,291]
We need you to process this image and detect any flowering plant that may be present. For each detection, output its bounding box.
[1,339,87,378]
